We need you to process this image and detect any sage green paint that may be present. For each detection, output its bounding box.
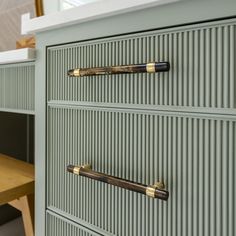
[46,210,102,236]
[0,62,35,114]
[35,1,236,235]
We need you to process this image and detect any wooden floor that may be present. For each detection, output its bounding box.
[0,217,24,236]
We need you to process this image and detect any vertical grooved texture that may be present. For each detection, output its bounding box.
[48,21,236,108]
[46,211,99,236]
[0,62,35,112]
[46,19,236,236]
[47,107,236,236]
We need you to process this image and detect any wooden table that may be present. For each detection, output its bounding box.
[0,153,34,236]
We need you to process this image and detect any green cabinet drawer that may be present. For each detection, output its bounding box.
[46,106,236,236]
[0,62,35,113]
[46,211,101,236]
[47,19,236,109]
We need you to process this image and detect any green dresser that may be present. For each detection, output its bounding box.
[34,2,236,235]
[41,18,236,236]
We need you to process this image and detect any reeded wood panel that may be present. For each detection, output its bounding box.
[0,69,4,108]
[46,211,99,236]
[0,62,35,113]
[47,19,236,108]
[47,106,236,236]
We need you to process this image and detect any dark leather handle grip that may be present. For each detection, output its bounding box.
[67,62,170,77]
[67,164,169,201]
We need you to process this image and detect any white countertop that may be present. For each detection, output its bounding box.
[21,0,180,34]
[0,48,36,65]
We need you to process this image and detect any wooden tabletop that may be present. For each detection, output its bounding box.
[0,153,34,205]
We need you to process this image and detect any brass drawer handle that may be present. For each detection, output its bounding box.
[67,164,169,201]
[67,62,170,77]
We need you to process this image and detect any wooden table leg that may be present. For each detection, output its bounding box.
[20,194,34,236]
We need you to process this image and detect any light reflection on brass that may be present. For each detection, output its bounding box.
[73,164,91,175]
[146,181,165,198]
[73,166,81,175]
[146,186,156,198]
[73,69,80,76]
[146,62,156,73]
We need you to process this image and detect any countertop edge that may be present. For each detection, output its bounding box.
[21,0,180,34]
[0,48,36,65]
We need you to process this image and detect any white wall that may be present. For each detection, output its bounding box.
[0,0,35,51]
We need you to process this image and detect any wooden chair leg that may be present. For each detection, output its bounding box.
[20,194,34,236]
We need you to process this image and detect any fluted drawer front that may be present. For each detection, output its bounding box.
[46,211,100,236]
[0,68,4,108]
[47,106,236,236]
[0,62,35,113]
[47,19,236,108]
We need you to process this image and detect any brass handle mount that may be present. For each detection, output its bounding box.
[67,164,169,201]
